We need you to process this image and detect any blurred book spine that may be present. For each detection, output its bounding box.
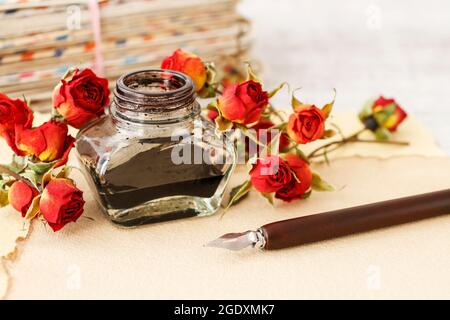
[0,0,251,110]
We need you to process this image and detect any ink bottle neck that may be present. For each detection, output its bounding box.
[111,69,200,126]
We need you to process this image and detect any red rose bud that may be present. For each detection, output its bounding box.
[250,155,292,194]
[218,80,269,125]
[40,178,85,232]
[275,154,312,202]
[0,93,33,155]
[372,96,407,132]
[52,68,110,129]
[161,49,207,91]
[15,120,75,167]
[8,180,39,217]
[287,105,326,144]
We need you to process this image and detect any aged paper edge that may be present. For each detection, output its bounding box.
[0,222,31,300]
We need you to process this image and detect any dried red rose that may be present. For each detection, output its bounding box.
[218,80,269,125]
[250,155,292,194]
[287,104,326,144]
[15,120,75,168]
[161,49,207,91]
[52,68,110,129]
[275,154,312,202]
[40,178,85,232]
[0,93,33,155]
[372,96,407,132]
[8,180,39,217]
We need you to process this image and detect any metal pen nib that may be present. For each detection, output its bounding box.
[206,229,266,251]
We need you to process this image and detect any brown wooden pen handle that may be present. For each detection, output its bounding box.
[261,189,450,250]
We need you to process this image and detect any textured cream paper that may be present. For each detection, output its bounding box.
[0,261,8,299]
[0,210,29,261]
[0,202,30,300]
[5,156,450,299]
[0,112,448,299]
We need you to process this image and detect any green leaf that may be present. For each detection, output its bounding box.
[22,94,29,105]
[22,170,40,189]
[260,109,271,119]
[0,176,14,190]
[312,173,334,192]
[7,155,28,174]
[301,190,312,199]
[41,169,55,188]
[206,99,218,111]
[27,160,57,175]
[55,166,72,179]
[61,67,78,81]
[322,129,337,139]
[205,62,217,84]
[260,192,274,205]
[373,102,396,125]
[321,88,336,118]
[291,88,304,110]
[211,99,233,132]
[246,153,257,173]
[268,82,288,98]
[24,195,40,220]
[358,99,375,122]
[0,189,8,208]
[22,94,33,109]
[197,84,216,99]
[245,62,262,83]
[215,115,233,132]
[226,180,252,209]
[379,102,396,116]
[374,127,390,141]
[323,148,330,165]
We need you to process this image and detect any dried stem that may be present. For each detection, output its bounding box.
[267,104,285,124]
[0,164,23,181]
[307,128,410,160]
[0,164,34,188]
[350,139,409,146]
[307,128,366,159]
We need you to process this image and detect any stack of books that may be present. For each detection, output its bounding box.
[0,0,250,110]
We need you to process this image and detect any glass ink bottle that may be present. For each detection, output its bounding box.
[76,69,236,227]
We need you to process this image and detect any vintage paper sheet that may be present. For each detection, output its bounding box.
[1,112,449,299]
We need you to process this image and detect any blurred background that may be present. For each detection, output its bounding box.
[1,0,449,153]
[239,0,450,153]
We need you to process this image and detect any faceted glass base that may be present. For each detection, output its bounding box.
[100,168,233,228]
